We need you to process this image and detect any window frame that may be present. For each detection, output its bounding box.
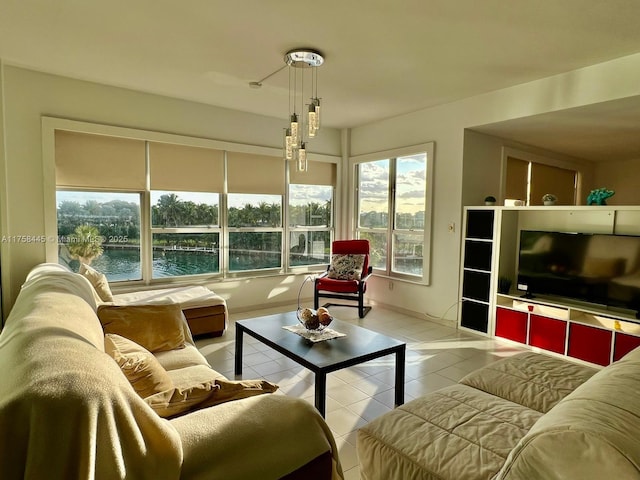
[225,193,284,276]
[352,143,434,285]
[287,182,334,269]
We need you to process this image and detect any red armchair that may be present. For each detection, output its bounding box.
[314,239,372,318]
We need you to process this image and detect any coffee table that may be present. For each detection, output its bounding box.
[235,311,406,417]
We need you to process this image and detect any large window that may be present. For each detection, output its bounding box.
[50,123,335,283]
[288,160,335,267]
[57,191,142,281]
[227,193,282,272]
[151,191,220,278]
[355,144,433,282]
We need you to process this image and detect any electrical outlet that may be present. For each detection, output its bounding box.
[388,281,394,290]
[448,222,455,233]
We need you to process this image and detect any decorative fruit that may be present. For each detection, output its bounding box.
[318,309,332,326]
[300,307,315,322]
[305,316,320,330]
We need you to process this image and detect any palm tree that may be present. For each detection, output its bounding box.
[66,224,104,265]
[157,193,181,226]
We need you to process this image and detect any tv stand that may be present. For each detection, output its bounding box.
[459,206,640,367]
[495,293,640,366]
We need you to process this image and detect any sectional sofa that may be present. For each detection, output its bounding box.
[358,348,640,479]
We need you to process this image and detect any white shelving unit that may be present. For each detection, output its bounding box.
[458,205,640,366]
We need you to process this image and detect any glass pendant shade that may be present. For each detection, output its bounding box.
[313,98,320,129]
[308,104,317,137]
[297,143,308,172]
[284,128,294,160]
[290,114,299,145]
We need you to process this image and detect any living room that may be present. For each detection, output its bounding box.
[2,2,640,478]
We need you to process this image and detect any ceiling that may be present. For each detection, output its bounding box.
[1,0,640,160]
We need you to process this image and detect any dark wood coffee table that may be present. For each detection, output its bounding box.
[235,311,406,417]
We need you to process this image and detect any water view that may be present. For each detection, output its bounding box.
[63,247,312,281]
[64,248,220,281]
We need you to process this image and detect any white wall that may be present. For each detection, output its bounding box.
[593,158,640,205]
[0,66,341,316]
[350,53,640,323]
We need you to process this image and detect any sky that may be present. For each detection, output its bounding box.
[359,153,427,215]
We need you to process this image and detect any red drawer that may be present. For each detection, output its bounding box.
[528,314,566,354]
[568,323,612,366]
[495,307,527,344]
[613,332,640,362]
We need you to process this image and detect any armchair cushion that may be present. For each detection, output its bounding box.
[316,277,361,294]
[327,254,366,280]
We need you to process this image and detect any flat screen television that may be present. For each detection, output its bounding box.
[517,230,640,317]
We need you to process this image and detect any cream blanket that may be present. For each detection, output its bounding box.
[0,264,343,479]
[0,267,183,480]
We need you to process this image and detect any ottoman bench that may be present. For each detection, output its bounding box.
[112,285,227,337]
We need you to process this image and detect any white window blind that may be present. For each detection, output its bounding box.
[55,130,146,190]
[227,152,284,194]
[149,142,224,192]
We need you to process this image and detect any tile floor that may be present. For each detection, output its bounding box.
[195,303,526,479]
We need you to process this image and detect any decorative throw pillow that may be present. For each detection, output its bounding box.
[327,254,366,280]
[144,377,279,418]
[79,263,114,302]
[144,379,220,418]
[97,303,186,353]
[207,378,279,406]
[104,333,174,399]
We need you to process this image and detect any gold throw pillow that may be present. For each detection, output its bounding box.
[105,333,174,399]
[98,303,186,352]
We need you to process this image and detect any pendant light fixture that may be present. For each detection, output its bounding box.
[250,48,324,171]
[284,48,323,171]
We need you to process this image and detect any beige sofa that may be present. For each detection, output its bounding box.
[358,348,640,479]
[0,263,343,480]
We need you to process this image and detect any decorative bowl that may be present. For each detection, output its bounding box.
[296,306,333,332]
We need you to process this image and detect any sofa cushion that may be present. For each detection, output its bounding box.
[97,303,186,352]
[494,347,640,480]
[459,351,597,413]
[79,263,114,302]
[357,384,542,480]
[104,333,174,398]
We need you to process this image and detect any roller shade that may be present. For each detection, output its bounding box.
[55,130,146,190]
[530,163,576,206]
[227,152,284,195]
[289,161,336,186]
[505,157,528,203]
[149,142,224,192]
